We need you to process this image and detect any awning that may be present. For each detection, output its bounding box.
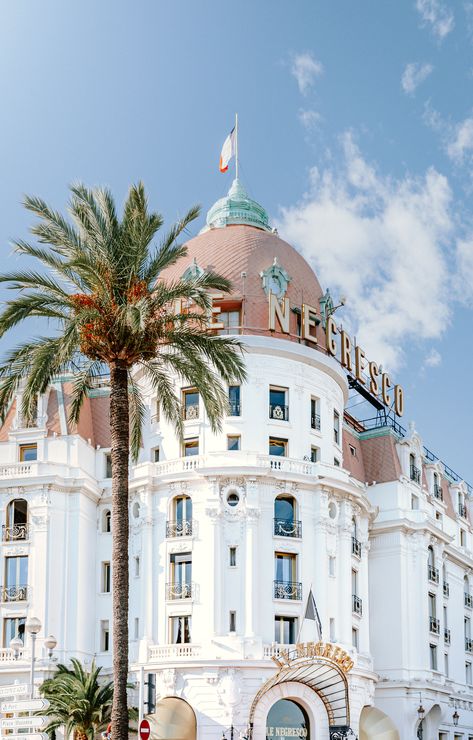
[147,697,196,740]
[359,706,399,740]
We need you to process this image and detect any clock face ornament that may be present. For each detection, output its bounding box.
[260,258,291,299]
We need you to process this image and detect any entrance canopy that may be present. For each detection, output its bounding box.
[147,697,196,740]
[359,707,399,740]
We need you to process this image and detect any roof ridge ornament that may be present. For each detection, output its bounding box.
[202,178,271,233]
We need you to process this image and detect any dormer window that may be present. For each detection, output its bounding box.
[409,454,420,484]
[433,473,442,500]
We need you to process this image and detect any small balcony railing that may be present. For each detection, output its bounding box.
[1,585,28,603]
[429,616,440,634]
[166,582,193,601]
[311,414,321,431]
[273,518,302,538]
[443,581,450,598]
[466,637,473,653]
[352,537,362,558]
[433,484,443,500]
[444,628,451,645]
[428,565,439,584]
[183,404,199,421]
[166,520,193,538]
[410,466,421,484]
[465,593,473,609]
[2,524,29,542]
[459,503,467,519]
[269,404,289,422]
[228,402,241,417]
[352,594,363,616]
[273,580,302,601]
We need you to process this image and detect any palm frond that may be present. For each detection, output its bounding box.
[128,373,146,461]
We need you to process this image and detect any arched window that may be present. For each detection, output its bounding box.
[5,499,28,541]
[266,700,309,739]
[274,495,300,538]
[428,546,435,568]
[410,453,420,483]
[167,495,193,538]
[427,546,438,583]
[102,509,111,533]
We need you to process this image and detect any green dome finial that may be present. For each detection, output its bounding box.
[202,179,271,232]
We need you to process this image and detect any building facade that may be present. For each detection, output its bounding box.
[0,181,471,739]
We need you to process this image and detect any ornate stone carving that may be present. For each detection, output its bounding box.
[217,668,242,708]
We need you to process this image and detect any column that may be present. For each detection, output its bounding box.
[245,510,259,637]
[338,500,353,647]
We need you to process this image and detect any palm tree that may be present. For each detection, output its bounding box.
[0,183,247,740]
[39,658,114,740]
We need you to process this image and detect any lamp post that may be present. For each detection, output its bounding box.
[416,701,425,740]
[25,617,42,698]
[44,635,57,658]
[9,636,23,659]
[222,728,249,740]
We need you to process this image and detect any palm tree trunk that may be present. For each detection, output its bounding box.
[110,361,130,740]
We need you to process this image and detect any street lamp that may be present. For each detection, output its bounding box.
[417,702,425,740]
[9,636,23,659]
[25,617,42,699]
[453,710,459,727]
[44,635,57,659]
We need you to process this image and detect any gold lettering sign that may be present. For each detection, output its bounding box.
[326,316,338,356]
[369,361,379,395]
[269,294,290,334]
[272,642,354,673]
[301,303,318,345]
[340,331,352,372]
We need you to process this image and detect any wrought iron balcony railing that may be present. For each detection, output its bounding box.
[443,581,450,597]
[459,503,467,519]
[273,518,302,538]
[410,466,421,484]
[433,483,443,500]
[269,404,289,422]
[311,414,321,431]
[1,585,28,602]
[466,637,473,653]
[228,402,241,417]
[352,537,362,558]
[2,524,29,542]
[352,594,363,615]
[166,582,193,600]
[465,592,473,609]
[444,628,451,644]
[429,616,440,634]
[166,520,193,538]
[273,580,302,601]
[428,565,439,584]
[183,404,199,421]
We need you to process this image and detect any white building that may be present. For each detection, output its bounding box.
[0,180,471,740]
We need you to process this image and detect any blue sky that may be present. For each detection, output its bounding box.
[0,0,471,481]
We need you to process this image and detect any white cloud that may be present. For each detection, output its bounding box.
[424,348,442,366]
[401,62,434,94]
[455,237,473,304]
[415,0,455,39]
[298,109,322,129]
[291,53,323,95]
[447,116,473,162]
[276,133,454,371]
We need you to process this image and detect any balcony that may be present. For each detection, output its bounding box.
[465,593,473,609]
[273,518,302,538]
[1,585,28,603]
[433,484,443,501]
[311,414,321,431]
[443,581,450,598]
[459,503,467,519]
[352,594,363,616]
[444,628,451,644]
[273,580,302,601]
[466,637,473,653]
[269,404,289,422]
[148,644,201,662]
[166,520,193,538]
[428,565,439,584]
[410,466,421,484]
[429,616,440,634]
[352,537,362,558]
[2,524,29,542]
[0,647,29,663]
[228,402,241,417]
[166,582,193,601]
[183,404,199,421]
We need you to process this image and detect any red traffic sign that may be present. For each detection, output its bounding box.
[139,719,151,740]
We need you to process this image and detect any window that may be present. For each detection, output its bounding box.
[466,661,472,684]
[428,593,436,618]
[334,458,340,467]
[311,398,320,431]
[218,310,241,335]
[183,438,199,457]
[275,553,296,582]
[105,454,112,478]
[5,499,28,541]
[227,435,241,451]
[349,444,356,457]
[352,569,358,596]
[329,557,336,577]
[465,616,471,639]
[444,652,449,677]
[411,494,419,510]
[4,556,28,601]
[435,510,442,523]
[3,617,25,647]
[410,453,420,483]
[134,617,139,640]
[430,643,437,671]
[269,437,288,457]
[229,611,236,633]
[134,556,140,578]
[229,547,237,567]
[443,605,448,628]
[172,495,193,526]
[310,446,319,463]
[101,620,110,652]
[460,529,466,547]
[329,618,335,642]
[169,615,191,644]
[269,387,289,421]
[333,410,340,445]
[274,496,300,538]
[182,388,199,420]
[352,627,359,649]
[228,385,241,416]
[153,447,160,462]
[101,562,111,593]
[103,509,111,533]
[274,616,297,644]
[19,444,37,462]
[169,552,192,598]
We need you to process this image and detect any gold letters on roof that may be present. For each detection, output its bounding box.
[271,641,354,673]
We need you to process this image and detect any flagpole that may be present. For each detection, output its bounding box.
[235,112,239,180]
